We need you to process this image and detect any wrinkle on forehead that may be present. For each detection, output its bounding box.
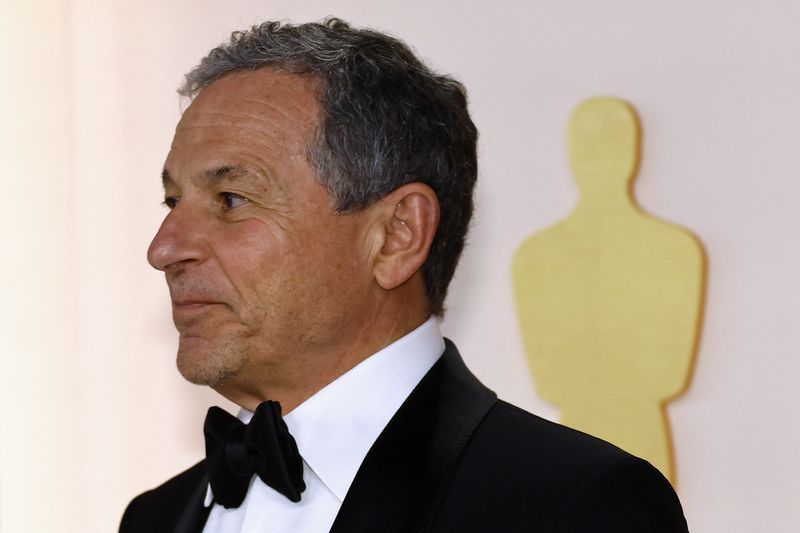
[170,69,323,169]
[179,68,322,133]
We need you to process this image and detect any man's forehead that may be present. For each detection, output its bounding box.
[177,67,321,130]
[164,67,323,183]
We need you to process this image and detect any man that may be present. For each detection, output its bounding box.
[121,18,689,533]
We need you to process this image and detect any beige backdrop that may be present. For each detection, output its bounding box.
[2,1,798,532]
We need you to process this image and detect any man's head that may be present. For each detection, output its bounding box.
[147,19,478,408]
[178,18,478,317]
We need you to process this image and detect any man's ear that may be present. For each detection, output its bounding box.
[370,183,440,291]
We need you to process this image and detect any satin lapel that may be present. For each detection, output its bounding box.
[330,340,497,533]
[173,472,212,533]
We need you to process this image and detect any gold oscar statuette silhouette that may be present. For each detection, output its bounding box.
[512,97,705,484]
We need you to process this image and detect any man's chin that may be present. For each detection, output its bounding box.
[175,336,248,387]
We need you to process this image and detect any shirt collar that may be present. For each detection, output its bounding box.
[204,316,444,505]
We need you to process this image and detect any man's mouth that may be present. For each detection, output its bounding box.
[171,300,227,321]
[173,299,221,306]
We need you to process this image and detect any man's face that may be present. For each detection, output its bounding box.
[148,69,373,393]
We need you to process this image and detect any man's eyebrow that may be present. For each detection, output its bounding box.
[161,168,173,189]
[204,165,249,182]
[160,165,254,189]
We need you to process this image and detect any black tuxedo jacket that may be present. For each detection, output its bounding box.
[120,341,688,532]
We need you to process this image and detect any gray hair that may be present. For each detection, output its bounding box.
[180,18,478,316]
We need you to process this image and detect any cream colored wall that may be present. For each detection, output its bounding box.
[1,1,797,531]
[0,1,82,531]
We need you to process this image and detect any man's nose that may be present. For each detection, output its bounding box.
[147,206,207,272]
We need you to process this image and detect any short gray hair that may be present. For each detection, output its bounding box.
[180,18,478,316]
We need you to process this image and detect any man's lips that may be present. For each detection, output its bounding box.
[172,300,222,306]
[171,300,227,318]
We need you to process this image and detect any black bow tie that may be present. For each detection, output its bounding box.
[203,401,306,509]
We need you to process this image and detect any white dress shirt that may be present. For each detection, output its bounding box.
[202,317,445,533]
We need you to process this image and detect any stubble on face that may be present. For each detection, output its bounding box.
[166,269,267,387]
[176,333,251,387]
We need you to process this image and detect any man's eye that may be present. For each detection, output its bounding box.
[220,192,248,210]
[163,197,179,209]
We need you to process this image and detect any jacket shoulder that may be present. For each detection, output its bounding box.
[119,461,206,533]
[435,401,688,532]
